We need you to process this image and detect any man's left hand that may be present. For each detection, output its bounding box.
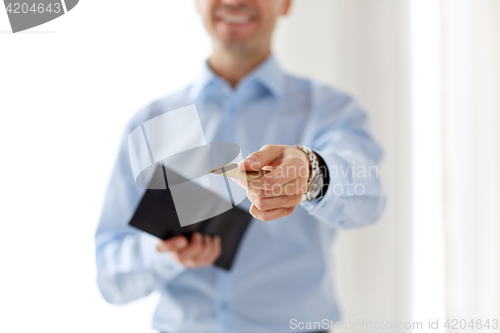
[231,144,311,222]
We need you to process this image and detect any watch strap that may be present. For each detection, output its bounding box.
[294,145,322,201]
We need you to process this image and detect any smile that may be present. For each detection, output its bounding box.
[216,13,255,24]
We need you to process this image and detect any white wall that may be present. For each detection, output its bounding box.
[0,1,210,332]
[442,0,500,320]
[274,0,413,329]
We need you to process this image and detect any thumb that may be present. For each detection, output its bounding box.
[238,145,283,171]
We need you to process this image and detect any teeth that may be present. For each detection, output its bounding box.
[220,15,251,23]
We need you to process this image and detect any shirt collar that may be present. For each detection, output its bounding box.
[189,54,285,101]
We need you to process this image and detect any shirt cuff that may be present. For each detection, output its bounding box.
[300,150,347,227]
[140,233,187,285]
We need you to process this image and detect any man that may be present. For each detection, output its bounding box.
[95,0,387,332]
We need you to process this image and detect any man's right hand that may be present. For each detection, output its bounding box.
[156,233,221,268]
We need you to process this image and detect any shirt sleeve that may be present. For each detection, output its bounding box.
[300,87,387,229]
[94,118,186,305]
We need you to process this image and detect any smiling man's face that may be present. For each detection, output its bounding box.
[196,0,291,54]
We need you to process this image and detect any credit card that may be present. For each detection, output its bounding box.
[207,163,269,181]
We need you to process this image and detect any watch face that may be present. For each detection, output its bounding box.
[309,174,324,199]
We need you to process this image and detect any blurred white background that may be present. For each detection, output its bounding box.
[0,1,211,332]
[1,0,499,332]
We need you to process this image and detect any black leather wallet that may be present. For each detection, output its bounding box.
[129,164,252,270]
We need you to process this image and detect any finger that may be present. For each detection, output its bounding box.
[249,204,296,222]
[230,177,248,190]
[156,236,188,252]
[247,178,308,198]
[194,235,216,265]
[248,192,303,211]
[177,233,204,263]
[249,159,308,189]
[238,145,285,171]
[206,236,222,263]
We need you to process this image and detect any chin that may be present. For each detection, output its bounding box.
[221,36,254,46]
[215,23,258,41]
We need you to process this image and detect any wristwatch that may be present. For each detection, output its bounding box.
[294,145,324,201]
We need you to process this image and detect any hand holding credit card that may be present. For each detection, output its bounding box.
[207,163,270,181]
[209,145,313,222]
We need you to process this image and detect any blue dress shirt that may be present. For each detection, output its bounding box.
[95,54,387,333]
